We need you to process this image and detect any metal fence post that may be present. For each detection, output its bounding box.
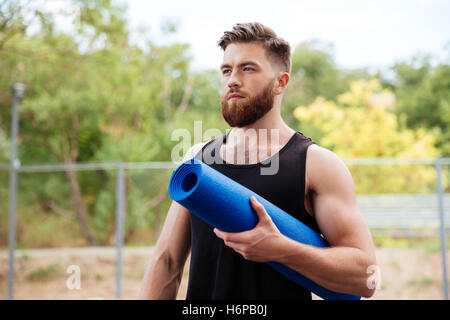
[8,83,26,300]
[436,157,448,300]
[115,162,125,299]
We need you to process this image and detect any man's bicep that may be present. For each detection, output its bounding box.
[313,190,368,248]
[156,142,207,261]
[307,146,373,250]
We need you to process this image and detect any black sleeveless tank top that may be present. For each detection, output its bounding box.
[186,130,319,300]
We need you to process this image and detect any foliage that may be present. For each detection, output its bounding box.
[382,54,450,156]
[294,79,441,193]
[282,40,371,127]
[0,1,448,247]
[0,0,222,246]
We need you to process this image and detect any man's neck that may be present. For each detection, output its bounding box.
[222,110,296,165]
[227,108,295,146]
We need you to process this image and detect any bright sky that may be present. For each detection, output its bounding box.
[126,0,450,72]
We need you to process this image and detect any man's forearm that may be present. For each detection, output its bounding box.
[274,236,376,298]
[139,252,183,300]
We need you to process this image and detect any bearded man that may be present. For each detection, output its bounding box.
[139,22,377,300]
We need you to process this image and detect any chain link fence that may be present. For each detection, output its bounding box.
[0,158,449,299]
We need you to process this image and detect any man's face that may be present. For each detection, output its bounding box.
[220,42,277,127]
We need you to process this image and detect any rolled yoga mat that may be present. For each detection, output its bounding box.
[168,158,360,300]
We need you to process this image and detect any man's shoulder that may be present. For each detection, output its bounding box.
[182,141,209,162]
[306,144,342,164]
[305,144,350,191]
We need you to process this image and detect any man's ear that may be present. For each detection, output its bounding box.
[274,72,289,95]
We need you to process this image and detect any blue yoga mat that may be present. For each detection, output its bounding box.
[168,158,360,300]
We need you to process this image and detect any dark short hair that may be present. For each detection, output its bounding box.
[217,22,291,74]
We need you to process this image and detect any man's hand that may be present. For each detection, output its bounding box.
[213,196,286,262]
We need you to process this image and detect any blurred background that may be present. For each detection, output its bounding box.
[0,0,449,300]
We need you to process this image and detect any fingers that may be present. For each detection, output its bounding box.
[213,196,271,243]
[214,228,250,244]
[213,229,248,256]
[250,196,271,223]
[213,229,245,253]
[214,229,259,261]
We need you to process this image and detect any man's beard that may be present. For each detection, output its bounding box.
[221,81,275,128]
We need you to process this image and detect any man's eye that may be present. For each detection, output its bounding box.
[222,70,231,75]
[244,67,254,71]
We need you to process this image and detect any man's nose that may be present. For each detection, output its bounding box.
[227,71,242,89]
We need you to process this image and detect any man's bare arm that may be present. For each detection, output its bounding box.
[138,142,206,299]
[277,145,377,297]
[138,201,191,299]
[214,144,377,298]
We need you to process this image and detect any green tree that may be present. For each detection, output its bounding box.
[383,54,450,156]
[294,79,440,194]
[282,40,370,128]
[0,0,222,247]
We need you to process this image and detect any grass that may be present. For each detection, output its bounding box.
[405,277,437,292]
[373,237,450,253]
[94,273,104,281]
[28,264,62,281]
[18,250,30,261]
[389,259,402,272]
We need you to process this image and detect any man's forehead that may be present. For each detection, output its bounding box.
[221,42,268,66]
